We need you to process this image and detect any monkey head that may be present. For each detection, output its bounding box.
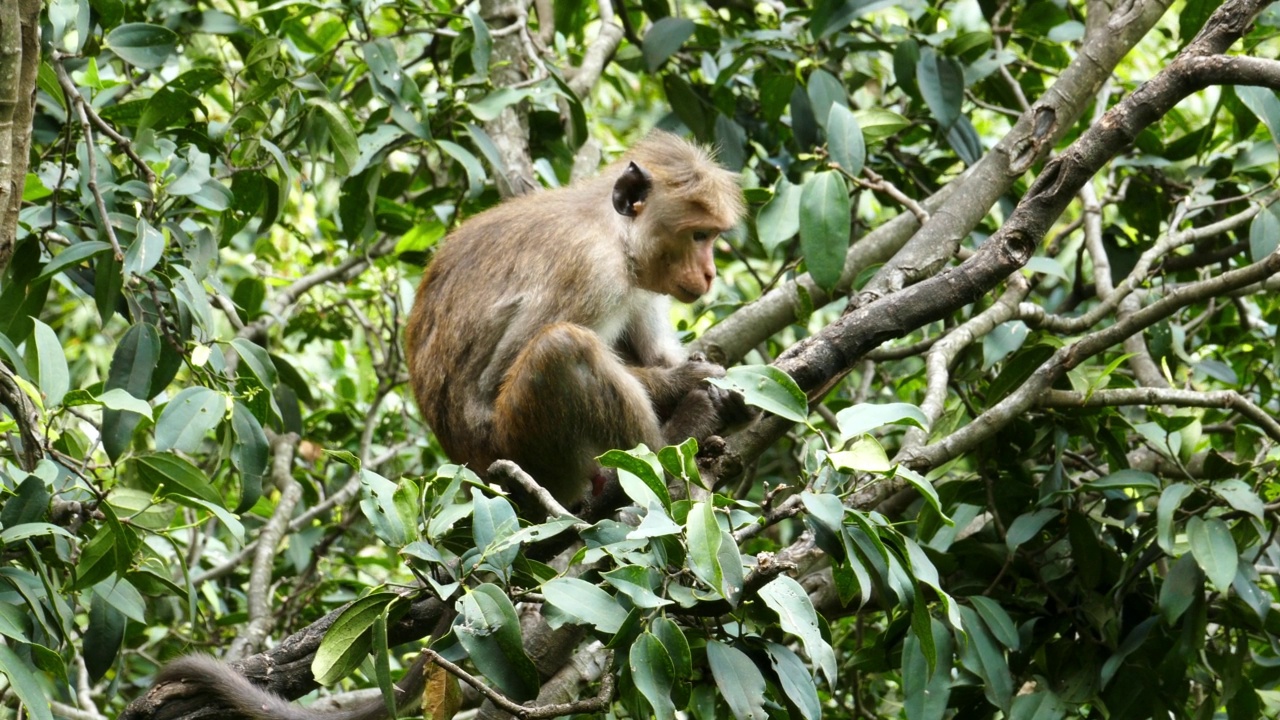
[612,132,745,303]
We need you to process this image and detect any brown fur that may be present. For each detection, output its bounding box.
[404,130,745,505]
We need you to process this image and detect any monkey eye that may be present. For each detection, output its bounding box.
[692,230,713,242]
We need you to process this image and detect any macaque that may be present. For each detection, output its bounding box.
[142,132,746,720]
[404,129,748,507]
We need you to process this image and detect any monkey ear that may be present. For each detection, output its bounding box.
[612,161,652,217]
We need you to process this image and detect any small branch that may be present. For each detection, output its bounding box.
[227,432,302,662]
[50,702,106,720]
[53,59,124,260]
[422,649,616,719]
[0,362,41,470]
[488,459,577,520]
[1039,388,1280,442]
[567,1,624,98]
[1021,190,1279,333]
[856,168,929,225]
[52,56,154,188]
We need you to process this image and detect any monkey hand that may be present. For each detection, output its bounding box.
[661,377,757,446]
[702,377,759,433]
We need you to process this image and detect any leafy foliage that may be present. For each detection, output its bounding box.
[1,1,1280,719]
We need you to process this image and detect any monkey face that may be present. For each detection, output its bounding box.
[661,228,720,302]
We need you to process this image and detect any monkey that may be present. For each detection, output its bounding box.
[403,129,748,508]
[141,132,748,720]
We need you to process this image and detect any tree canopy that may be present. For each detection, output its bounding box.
[2,0,1280,719]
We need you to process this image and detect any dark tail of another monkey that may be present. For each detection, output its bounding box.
[154,652,431,720]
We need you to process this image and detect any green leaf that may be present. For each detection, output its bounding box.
[916,47,964,130]
[1156,482,1193,554]
[902,617,953,720]
[836,402,928,443]
[359,470,416,548]
[1087,469,1161,494]
[85,590,126,682]
[657,437,703,490]
[1008,690,1069,720]
[798,170,851,292]
[810,0,869,39]
[969,596,1019,650]
[1237,85,1280,143]
[541,578,628,633]
[133,452,223,507]
[651,617,691,678]
[30,319,68,408]
[155,386,226,454]
[1024,256,1070,281]
[1099,616,1156,690]
[124,219,164,278]
[313,593,398,685]
[0,476,49,528]
[759,576,837,685]
[630,633,676,720]
[1186,516,1237,593]
[854,108,910,143]
[307,98,359,177]
[806,69,846,129]
[1005,508,1058,550]
[229,338,279,390]
[0,642,53,720]
[958,605,1012,711]
[229,402,268,513]
[1212,479,1264,519]
[828,437,891,473]
[715,527,745,606]
[472,488,519,570]
[827,104,865,176]
[1158,554,1201,625]
[455,584,538,701]
[685,501,723,595]
[706,365,808,423]
[34,241,111,282]
[465,8,491,80]
[643,18,695,72]
[0,522,75,544]
[982,321,1029,370]
[757,177,802,253]
[706,640,768,720]
[894,466,951,525]
[106,23,178,68]
[600,446,670,509]
[91,576,146,624]
[1249,205,1280,262]
[764,642,821,720]
[602,565,671,609]
[437,140,486,200]
[97,388,152,418]
[371,613,394,719]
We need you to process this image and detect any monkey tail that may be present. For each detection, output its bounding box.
[155,653,432,720]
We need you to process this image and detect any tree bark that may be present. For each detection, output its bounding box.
[0,0,39,274]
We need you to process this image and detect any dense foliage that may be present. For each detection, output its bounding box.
[2,0,1280,719]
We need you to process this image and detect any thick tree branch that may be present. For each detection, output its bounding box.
[706,0,1275,486]
[899,248,1280,472]
[0,0,38,272]
[0,361,41,470]
[121,597,448,720]
[696,0,1170,365]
